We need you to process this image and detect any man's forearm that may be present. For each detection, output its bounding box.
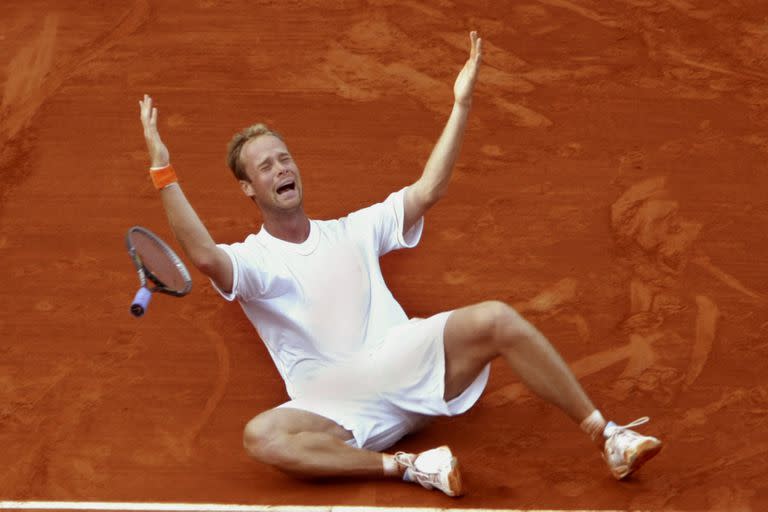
[159,183,219,268]
[418,101,471,201]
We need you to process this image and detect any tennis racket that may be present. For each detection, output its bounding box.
[126,225,192,317]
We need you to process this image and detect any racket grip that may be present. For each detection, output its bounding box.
[130,287,152,317]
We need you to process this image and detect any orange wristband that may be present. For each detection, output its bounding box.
[149,164,178,190]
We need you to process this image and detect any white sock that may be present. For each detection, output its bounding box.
[580,409,607,443]
[382,454,400,477]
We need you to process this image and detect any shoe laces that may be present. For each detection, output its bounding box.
[615,416,649,430]
[605,416,650,440]
[394,451,439,488]
[394,451,414,470]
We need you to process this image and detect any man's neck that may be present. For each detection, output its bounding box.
[262,211,311,244]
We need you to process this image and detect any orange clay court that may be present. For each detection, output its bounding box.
[1,1,768,511]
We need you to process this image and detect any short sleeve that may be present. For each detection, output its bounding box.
[209,241,271,302]
[344,186,424,256]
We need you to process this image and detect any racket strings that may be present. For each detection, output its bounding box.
[128,228,192,295]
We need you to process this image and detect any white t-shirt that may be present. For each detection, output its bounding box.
[213,187,424,399]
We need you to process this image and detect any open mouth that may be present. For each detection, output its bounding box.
[276,181,296,195]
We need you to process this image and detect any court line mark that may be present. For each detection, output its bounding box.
[0,503,623,512]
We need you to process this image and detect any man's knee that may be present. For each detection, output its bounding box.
[481,300,532,348]
[243,410,288,462]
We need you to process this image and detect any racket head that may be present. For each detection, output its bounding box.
[125,226,192,297]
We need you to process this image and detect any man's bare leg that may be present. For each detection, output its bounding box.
[243,407,404,479]
[441,300,661,479]
[243,407,463,495]
[443,301,598,427]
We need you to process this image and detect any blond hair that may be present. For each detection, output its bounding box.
[226,123,284,181]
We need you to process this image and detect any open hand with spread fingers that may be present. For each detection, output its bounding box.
[139,94,170,168]
[454,31,482,107]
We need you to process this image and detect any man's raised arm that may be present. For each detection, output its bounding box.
[403,31,482,234]
[139,94,234,294]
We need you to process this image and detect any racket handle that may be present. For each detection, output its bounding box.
[130,287,152,317]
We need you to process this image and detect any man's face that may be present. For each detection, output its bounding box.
[239,135,303,212]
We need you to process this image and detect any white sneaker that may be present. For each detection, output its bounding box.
[394,445,463,497]
[603,417,662,480]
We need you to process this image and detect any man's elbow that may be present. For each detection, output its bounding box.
[190,248,220,276]
[195,258,216,277]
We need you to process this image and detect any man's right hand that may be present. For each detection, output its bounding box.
[139,94,170,168]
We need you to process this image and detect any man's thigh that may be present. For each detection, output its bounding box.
[249,406,354,442]
[443,301,503,401]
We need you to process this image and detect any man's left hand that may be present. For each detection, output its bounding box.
[453,31,482,107]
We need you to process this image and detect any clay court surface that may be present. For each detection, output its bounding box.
[2,0,768,510]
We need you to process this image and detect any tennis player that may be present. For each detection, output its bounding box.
[138,32,661,496]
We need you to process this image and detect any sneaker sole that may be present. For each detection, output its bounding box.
[433,445,464,497]
[616,438,662,480]
[447,455,464,497]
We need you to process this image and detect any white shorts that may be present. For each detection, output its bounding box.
[278,311,491,452]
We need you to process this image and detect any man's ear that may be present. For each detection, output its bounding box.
[239,179,255,198]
